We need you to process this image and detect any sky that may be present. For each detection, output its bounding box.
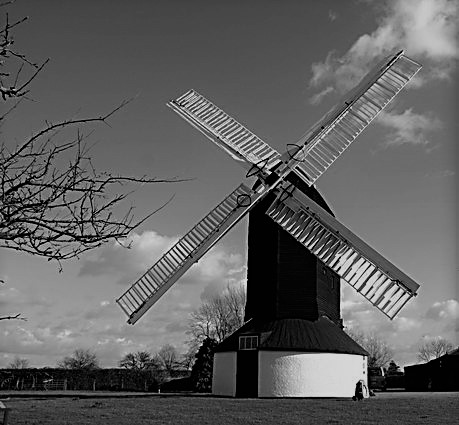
[0,0,457,368]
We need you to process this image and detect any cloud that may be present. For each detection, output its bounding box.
[0,299,191,368]
[393,0,458,60]
[309,86,335,105]
[197,252,245,300]
[308,0,458,99]
[79,229,245,300]
[78,231,177,282]
[0,286,20,310]
[0,285,53,320]
[426,169,456,178]
[393,316,421,332]
[376,108,443,147]
[328,10,338,22]
[425,299,459,321]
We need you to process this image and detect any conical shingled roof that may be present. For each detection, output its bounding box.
[215,316,368,356]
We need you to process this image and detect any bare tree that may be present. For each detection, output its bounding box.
[155,344,180,376]
[57,348,99,370]
[0,4,182,265]
[346,329,393,368]
[119,351,155,370]
[417,337,454,363]
[0,1,48,102]
[188,284,246,345]
[9,355,29,369]
[0,106,178,264]
[0,3,184,320]
[181,346,198,371]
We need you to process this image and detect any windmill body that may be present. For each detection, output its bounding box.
[116,51,422,397]
[213,177,368,397]
[244,174,340,324]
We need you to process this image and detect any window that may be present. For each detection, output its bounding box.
[239,335,258,350]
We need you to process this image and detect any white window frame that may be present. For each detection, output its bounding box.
[239,335,259,350]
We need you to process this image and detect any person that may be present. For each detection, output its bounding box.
[352,379,369,401]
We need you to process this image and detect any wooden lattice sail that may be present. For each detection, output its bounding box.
[266,183,419,319]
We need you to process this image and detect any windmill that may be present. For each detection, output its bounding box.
[116,51,422,397]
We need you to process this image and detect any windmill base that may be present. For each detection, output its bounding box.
[213,351,367,398]
[212,317,368,398]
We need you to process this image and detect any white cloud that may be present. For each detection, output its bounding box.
[426,169,456,178]
[309,0,458,99]
[425,299,459,321]
[20,229,244,368]
[309,86,335,105]
[328,10,338,22]
[393,0,458,60]
[377,109,443,147]
[393,316,421,332]
[78,230,245,301]
[0,281,202,368]
[78,230,178,282]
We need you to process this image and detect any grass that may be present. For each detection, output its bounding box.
[2,392,458,425]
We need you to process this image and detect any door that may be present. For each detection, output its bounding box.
[236,349,258,397]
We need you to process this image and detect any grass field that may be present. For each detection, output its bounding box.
[1,392,458,425]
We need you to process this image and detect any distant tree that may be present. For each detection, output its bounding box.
[346,329,393,368]
[190,337,217,392]
[9,356,29,369]
[417,337,454,363]
[119,351,155,370]
[386,360,401,375]
[58,348,99,370]
[155,344,180,376]
[181,346,197,371]
[188,284,246,346]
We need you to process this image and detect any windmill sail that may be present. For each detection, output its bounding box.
[292,51,422,185]
[168,90,281,176]
[168,52,421,187]
[266,184,419,319]
[117,184,263,324]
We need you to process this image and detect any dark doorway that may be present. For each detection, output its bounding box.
[236,350,258,397]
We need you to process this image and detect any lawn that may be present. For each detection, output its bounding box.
[2,392,458,425]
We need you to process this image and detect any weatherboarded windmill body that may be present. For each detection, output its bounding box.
[117,51,421,397]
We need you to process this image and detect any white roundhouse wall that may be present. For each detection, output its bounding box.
[213,351,367,397]
[259,351,367,397]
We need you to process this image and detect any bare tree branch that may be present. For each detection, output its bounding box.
[0,117,187,264]
[0,4,189,267]
[188,284,246,345]
[0,312,26,321]
[0,9,40,100]
[417,337,454,363]
[346,329,393,368]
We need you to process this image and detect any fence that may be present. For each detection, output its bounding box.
[0,368,181,392]
[43,379,67,391]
